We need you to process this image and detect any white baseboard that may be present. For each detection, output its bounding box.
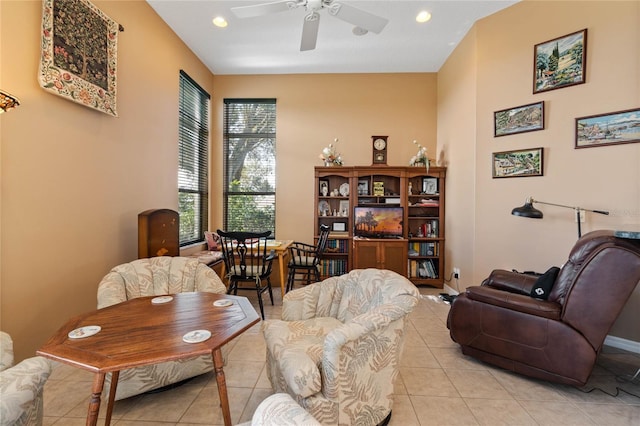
[443,283,458,295]
[604,335,640,354]
[442,285,639,355]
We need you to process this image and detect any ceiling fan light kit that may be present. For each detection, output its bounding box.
[231,0,389,51]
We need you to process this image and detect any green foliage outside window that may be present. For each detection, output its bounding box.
[223,100,276,234]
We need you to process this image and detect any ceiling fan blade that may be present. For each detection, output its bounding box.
[231,0,300,19]
[300,12,320,51]
[328,2,388,34]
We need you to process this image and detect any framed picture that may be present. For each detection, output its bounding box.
[357,179,369,195]
[319,178,330,196]
[492,147,544,178]
[533,29,587,94]
[339,200,350,216]
[575,108,640,149]
[422,178,438,194]
[38,0,120,116]
[494,102,544,137]
[318,200,330,216]
[373,181,384,196]
[332,222,347,232]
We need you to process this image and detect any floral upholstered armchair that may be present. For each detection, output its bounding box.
[262,269,420,426]
[238,393,321,426]
[0,331,52,426]
[97,256,227,400]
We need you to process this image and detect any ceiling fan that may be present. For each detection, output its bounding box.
[231,0,389,51]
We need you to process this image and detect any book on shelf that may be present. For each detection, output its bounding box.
[408,259,438,279]
[320,259,348,276]
[329,231,349,237]
[325,238,349,253]
[419,220,438,238]
[416,199,439,207]
[408,241,439,256]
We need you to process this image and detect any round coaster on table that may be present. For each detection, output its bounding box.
[213,299,233,307]
[151,295,174,304]
[68,325,101,339]
[183,330,211,344]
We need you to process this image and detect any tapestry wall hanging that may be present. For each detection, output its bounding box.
[38,0,120,116]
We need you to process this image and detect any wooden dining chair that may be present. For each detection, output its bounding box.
[285,224,330,293]
[217,230,275,320]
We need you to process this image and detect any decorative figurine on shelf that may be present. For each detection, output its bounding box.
[409,140,429,172]
[319,138,343,166]
[408,182,413,195]
[321,182,328,196]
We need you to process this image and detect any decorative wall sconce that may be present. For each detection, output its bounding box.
[512,196,609,238]
[0,90,20,114]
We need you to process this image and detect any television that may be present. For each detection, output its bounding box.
[354,206,404,238]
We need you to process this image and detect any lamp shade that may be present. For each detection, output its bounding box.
[0,90,20,113]
[511,200,543,218]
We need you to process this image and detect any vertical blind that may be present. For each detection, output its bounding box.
[223,98,276,234]
[178,70,210,246]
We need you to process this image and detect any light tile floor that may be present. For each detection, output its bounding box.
[43,287,640,425]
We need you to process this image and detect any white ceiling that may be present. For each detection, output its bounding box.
[147,0,519,75]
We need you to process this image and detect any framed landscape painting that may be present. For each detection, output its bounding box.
[575,108,640,148]
[533,29,587,94]
[494,101,544,137]
[492,147,544,178]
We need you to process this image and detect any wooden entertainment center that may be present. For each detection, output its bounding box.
[315,166,446,288]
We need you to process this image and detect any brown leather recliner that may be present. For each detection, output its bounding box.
[447,230,640,386]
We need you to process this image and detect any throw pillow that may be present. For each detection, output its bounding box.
[530,266,560,299]
[204,231,219,250]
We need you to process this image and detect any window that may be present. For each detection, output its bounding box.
[223,99,276,234]
[178,70,210,246]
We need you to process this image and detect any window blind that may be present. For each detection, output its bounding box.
[178,70,210,246]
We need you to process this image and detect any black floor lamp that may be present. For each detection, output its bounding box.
[511,196,609,238]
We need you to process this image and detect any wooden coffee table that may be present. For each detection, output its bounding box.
[37,292,259,426]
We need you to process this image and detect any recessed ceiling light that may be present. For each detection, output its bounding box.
[212,16,228,28]
[353,26,368,36]
[416,11,432,23]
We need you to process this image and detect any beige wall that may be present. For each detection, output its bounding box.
[211,74,438,242]
[440,1,640,341]
[437,26,479,294]
[1,0,214,360]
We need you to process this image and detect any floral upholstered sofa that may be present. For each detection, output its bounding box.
[0,331,52,426]
[262,268,420,425]
[97,256,227,400]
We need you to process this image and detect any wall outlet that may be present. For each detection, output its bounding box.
[453,267,460,280]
